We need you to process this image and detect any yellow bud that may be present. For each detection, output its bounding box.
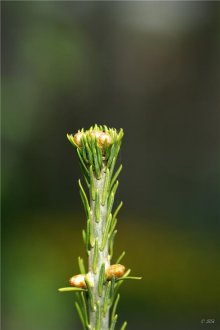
[106,264,126,280]
[90,130,102,139]
[69,274,86,288]
[69,273,93,288]
[73,132,84,147]
[98,133,112,148]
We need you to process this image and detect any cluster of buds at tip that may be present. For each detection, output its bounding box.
[73,130,112,149]
[69,273,93,289]
[67,126,123,173]
[106,264,126,280]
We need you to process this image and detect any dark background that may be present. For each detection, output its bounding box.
[1,1,220,330]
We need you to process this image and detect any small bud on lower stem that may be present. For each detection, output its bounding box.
[69,274,86,288]
[106,264,126,280]
[69,273,93,288]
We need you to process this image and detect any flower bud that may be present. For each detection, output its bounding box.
[69,274,86,288]
[106,264,126,280]
[90,130,102,140]
[73,132,84,147]
[98,133,112,148]
[69,273,93,288]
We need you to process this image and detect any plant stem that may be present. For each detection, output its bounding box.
[89,168,110,329]
[59,127,141,330]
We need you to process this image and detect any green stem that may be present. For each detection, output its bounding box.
[88,168,110,329]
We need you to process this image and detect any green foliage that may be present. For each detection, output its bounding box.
[115,251,126,265]
[120,322,128,330]
[58,287,86,292]
[78,257,86,274]
[84,276,95,312]
[103,281,111,317]
[93,239,99,274]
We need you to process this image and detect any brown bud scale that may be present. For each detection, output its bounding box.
[106,264,126,280]
[98,133,112,148]
[69,274,86,288]
[73,132,84,147]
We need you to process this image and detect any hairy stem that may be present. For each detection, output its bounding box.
[89,168,110,329]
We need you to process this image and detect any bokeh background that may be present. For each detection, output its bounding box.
[2,1,220,330]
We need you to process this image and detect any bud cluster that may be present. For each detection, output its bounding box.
[67,125,123,180]
[67,125,123,164]
[73,130,112,149]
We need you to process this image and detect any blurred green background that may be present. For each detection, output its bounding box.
[2,1,220,330]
